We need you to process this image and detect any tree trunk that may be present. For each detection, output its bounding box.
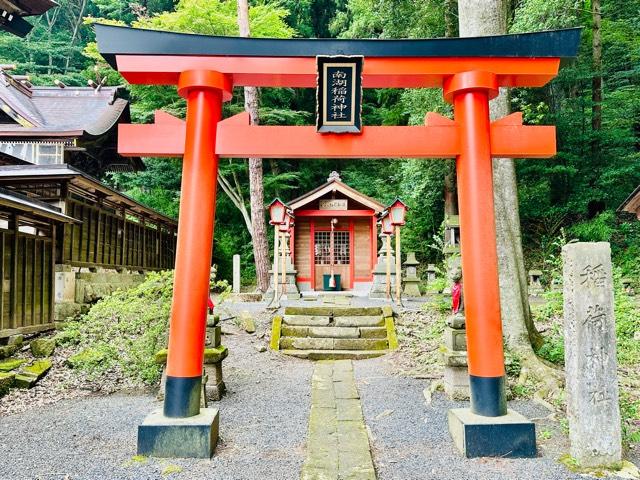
[591,0,602,158]
[443,0,458,218]
[237,0,271,292]
[457,0,556,385]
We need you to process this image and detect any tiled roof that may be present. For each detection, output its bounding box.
[0,0,57,16]
[0,71,128,138]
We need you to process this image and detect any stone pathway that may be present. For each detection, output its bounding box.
[301,360,376,480]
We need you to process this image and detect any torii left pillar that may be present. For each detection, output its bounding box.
[137,70,232,459]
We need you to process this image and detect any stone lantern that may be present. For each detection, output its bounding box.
[403,252,421,297]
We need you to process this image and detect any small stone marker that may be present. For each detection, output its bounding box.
[232,254,241,294]
[562,242,622,468]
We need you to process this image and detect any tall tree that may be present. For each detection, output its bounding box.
[457,0,558,384]
[591,0,602,158]
[236,0,270,292]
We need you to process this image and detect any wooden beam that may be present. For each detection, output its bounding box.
[118,111,556,159]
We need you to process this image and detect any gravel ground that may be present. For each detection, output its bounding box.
[0,329,314,480]
[354,356,637,480]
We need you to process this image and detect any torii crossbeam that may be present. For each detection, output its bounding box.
[96,24,580,460]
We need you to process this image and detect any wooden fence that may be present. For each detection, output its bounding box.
[61,198,176,270]
[0,214,54,338]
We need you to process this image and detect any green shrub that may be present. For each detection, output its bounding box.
[60,270,174,385]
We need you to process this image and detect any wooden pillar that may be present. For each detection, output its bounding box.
[164,70,230,418]
[444,71,506,417]
[10,214,18,330]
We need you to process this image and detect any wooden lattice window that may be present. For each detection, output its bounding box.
[314,231,350,265]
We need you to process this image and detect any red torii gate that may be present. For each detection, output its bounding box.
[96,24,580,459]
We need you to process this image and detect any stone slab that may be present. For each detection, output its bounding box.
[283,315,331,326]
[444,327,467,351]
[309,326,359,338]
[284,306,383,317]
[443,349,468,367]
[137,408,219,458]
[281,349,387,361]
[444,366,470,400]
[358,327,387,339]
[334,316,384,327]
[448,407,536,458]
[333,338,388,351]
[562,242,622,467]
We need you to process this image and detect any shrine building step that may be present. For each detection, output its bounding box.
[281,326,387,339]
[279,337,388,351]
[273,305,398,360]
[280,349,388,361]
[282,315,384,328]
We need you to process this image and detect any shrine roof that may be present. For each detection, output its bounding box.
[0,71,128,138]
[619,185,640,218]
[288,173,385,213]
[96,25,581,69]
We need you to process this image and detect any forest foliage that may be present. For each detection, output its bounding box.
[1,0,639,283]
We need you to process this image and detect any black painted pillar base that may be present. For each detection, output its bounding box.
[164,375,202,418]
[137,408,219,458]
[469,375,507,417]
[448,407,536,458]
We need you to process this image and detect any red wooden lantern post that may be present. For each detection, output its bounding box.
[388,199,408,306]
[268,199,287,307]
[278,210,292,295]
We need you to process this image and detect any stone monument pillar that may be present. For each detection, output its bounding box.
[283,233,301,299]
[528,269,543,295]
[562,242,621,468]
[369,234,396,299]
[403,252,421,297]
[442,214,460,296]
[232,254,241,294]
[442,267,469,399]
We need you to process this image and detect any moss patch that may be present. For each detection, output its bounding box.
[0,358,27,372]
[30,338,56,358]
[558,453,626,477]
[22,359,52,378]
[0,372,15,396]
[67,348,110,370]
[270,316,282,350]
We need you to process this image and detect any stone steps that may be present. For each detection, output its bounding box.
[281,326,387,339]
[273,306,398,360]
[281,349,388,360]
[280,337,388,351]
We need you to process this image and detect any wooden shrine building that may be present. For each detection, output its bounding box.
[287,172,384,293]
[0,68,177,338]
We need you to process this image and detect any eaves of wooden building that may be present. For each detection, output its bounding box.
[0,70,177,338]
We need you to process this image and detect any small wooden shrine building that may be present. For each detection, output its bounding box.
[288,172,384,293]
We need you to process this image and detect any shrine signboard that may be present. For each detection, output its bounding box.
[316,56,363,133]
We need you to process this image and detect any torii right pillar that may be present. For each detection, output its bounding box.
[444,71,537,458]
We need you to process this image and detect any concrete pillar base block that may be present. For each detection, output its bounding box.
[137,408,219,458]
[448,407,536,458]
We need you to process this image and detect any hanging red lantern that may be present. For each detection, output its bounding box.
[268,198,287,225]
[278,210,293,232]
[380,212,394,235]
[389,198,408,226]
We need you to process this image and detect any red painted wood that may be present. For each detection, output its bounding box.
[295,209,375,217]
[349,219,355,289]
[114,55,561,89]
[118,119,556,159]
[309,220,315,291]
[370,216,376,273]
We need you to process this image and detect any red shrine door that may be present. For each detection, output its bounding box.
[313,227,351,290]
